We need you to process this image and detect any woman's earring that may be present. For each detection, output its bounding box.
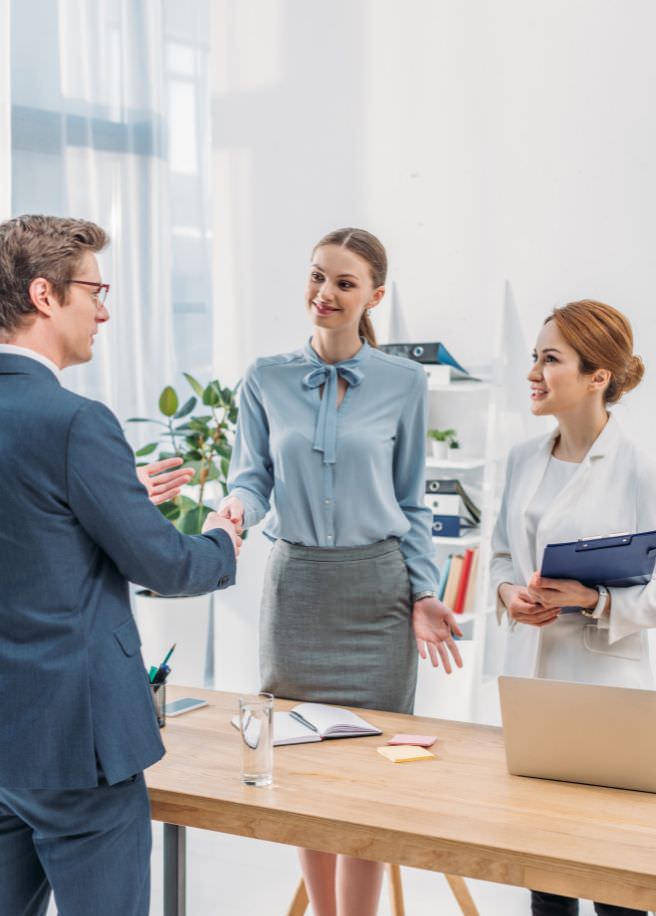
[366,308,372,317]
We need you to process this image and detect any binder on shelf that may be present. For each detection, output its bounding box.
[442,555,463,609]
[438,554,452,601]
[463,548,480,613]
[453,548,474,614]
[432,516,477,538]
[425,479,481,525]
[379,341,479,383]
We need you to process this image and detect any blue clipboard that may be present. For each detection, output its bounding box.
[541,530,656,587]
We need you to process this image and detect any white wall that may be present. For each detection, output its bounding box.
[210,0,656,696]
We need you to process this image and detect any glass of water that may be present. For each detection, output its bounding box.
[238,693,274,786]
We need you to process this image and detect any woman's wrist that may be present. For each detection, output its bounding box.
[581,586,600,610]
[498,582,515,607]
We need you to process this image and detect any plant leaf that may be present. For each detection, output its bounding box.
[179,505,212,535]
[174,396,197,419]
[183,373,205,398]
[159,386,179,417]
[202,381,221,407]
[157,501,181,522]
[135,442,158,457]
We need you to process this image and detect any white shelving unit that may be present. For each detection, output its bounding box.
[412,368,504,724]
[432,532,480,547]
[425,457,485,471]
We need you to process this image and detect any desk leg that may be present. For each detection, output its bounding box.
[163,823,186,916]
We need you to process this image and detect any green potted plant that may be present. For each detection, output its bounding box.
[128,373,239,534]
[127,373,240,689]
[427,427,459,460]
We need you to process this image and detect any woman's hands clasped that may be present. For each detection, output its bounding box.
[412,597,464,673]
[499,574,598,627]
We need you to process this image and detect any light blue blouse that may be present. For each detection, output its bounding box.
[227,340,439,596]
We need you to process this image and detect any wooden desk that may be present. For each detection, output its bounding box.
[147,687,656,915]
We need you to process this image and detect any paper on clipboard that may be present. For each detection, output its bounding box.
[540,529,656,587]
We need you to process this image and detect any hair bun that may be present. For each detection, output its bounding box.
[622,354,645,393]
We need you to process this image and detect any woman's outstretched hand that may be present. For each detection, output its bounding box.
[137,457,195,506]
[412,597,464,672]
[217,495,245,535]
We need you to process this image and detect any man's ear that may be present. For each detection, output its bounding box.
[28,277,56,318]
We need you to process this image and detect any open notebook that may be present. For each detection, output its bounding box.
[231,702,382,746]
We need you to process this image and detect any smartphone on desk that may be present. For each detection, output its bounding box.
[164,697,209,717]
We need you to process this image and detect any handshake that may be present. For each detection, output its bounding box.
[137,458,245,559]
[202,498,244,558]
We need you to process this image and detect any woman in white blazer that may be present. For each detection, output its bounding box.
[491,299,653,916]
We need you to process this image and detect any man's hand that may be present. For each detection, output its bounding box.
[412,597,464,672]
[137,457,194,506]
[217,495,245,535]
[498,582,560,627]
[202,512,242,558]
[527,572,597,611]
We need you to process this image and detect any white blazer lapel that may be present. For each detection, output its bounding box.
[534,415,621,559]
[514,430,558,578]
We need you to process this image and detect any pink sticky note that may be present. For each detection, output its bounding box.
[387,734,437,748]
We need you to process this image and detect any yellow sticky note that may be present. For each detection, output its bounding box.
[377,745,435,763]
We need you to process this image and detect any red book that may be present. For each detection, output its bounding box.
[454,548,475,614]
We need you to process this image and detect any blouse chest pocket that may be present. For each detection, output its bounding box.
[583,624,642,661]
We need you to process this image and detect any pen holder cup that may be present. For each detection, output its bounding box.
[150,682,166,728]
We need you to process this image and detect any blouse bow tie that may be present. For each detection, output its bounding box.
[302,363,364,465]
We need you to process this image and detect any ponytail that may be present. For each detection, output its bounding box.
[358,310,378,348]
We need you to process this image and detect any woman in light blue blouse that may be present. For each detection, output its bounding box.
[220,228,462,916]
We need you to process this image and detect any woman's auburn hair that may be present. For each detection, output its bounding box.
[546,299,644,404]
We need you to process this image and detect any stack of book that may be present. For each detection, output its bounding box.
[438,547,479,615]
[425,478,480,539]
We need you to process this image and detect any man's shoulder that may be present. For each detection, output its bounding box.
[37,383,115,425]
[18,383,121,446]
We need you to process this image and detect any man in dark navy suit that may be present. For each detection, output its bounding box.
[0,215,239,915]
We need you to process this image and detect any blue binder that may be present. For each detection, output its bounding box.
[541,530,656,587]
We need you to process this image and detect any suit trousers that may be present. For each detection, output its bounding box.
[531,889,646,916]
[0,772,151,916]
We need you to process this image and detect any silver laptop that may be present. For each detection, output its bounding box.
[498,675,656,793]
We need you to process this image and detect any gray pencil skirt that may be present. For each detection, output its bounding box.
[259,538,417,714]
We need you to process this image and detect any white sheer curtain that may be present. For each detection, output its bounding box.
[7,0,213,422]
[0,0,10,222]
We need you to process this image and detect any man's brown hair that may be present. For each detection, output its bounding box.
[0,215,109,336]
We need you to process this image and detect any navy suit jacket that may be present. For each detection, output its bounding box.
[0,354,236,789]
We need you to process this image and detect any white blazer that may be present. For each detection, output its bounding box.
[491,414,656,687]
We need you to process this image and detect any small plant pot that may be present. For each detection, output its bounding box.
[430,440,450,460]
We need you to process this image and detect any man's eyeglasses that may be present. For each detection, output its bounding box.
[69,280,111,307]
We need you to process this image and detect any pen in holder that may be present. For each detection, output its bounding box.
[151,682,166,728]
